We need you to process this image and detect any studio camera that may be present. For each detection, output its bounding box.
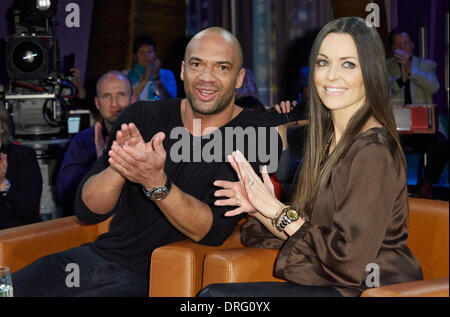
[2,0,81,140]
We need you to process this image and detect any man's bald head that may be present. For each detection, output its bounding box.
[94,70,134,129]
[181,26,246,116]
[96,70,132,97]
[184,27,243,70]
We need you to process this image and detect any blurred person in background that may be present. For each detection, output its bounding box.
[0,104,42,229]
[387,26,448,198]
[55,71,134,216]
[124,35,177,101]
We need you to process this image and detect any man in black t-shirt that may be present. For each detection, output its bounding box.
[11,27,284,297]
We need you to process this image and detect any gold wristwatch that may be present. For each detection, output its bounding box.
[272,206,299,232]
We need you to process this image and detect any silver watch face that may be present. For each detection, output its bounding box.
[149,187,169,201]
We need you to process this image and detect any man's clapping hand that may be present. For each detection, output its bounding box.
[108,123,167,189]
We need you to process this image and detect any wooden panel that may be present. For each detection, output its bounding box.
[85,0,132,80]
[133,0,186,67]
[332,0,372,18]
[83,0,186,104]
[132,0,187,96]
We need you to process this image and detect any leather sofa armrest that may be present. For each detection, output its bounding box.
[0,216,99,273]
[149,224,244,297]
[202,247,285,289]
[361,277,449,297]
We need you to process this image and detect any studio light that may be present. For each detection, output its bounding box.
[36,0,52,11]
[33,0,56,18]
[12,0,58,33]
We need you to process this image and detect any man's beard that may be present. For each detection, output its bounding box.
[185,84,235,116]
[105,115,119,127]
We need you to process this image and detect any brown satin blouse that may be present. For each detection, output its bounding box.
[241,127,423,296]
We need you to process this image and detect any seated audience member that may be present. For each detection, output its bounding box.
[387,26,439,105]
[11,27,285,297]
[202,17,423,297]
[386,26,448,198]
[55,71,135,217]
[124,35,177,101]
[0,105,42,229]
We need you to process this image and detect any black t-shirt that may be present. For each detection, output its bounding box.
[74,99,282,277]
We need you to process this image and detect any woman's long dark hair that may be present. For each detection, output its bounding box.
[291,17,405,219]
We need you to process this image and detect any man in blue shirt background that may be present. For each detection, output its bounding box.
[56,70,135,216]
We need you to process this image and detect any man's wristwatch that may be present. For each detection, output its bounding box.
[142,177,172,201]
[272,206,299,232]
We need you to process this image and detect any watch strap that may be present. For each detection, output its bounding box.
[142,177,172,200]
[164,176,172,192]
[272,206,299,232]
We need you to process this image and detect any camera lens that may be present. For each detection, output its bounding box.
[12,41,44,73]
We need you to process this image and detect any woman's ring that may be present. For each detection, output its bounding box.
[249,179,254,186]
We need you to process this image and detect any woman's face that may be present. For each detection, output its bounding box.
[314,33,366,116]
[135,44,156,67]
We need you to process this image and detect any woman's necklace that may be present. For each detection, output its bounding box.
[322,132,334,159]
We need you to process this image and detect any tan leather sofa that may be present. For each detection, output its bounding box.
[201,197,449,297]
[0,214,243,297]
[149,222,244,296]
[1,197,447,297]
[0,216,112,274]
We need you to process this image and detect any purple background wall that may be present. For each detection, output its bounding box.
[0,0,93,84]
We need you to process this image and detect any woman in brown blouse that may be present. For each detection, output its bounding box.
[200,17,423,297]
